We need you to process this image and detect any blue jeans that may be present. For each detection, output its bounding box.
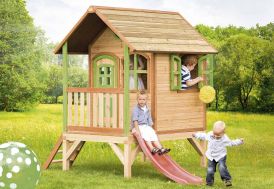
[206,156,231,185]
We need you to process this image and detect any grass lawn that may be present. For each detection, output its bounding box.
[0,104,273,189]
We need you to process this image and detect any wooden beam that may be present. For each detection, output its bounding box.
[108,143,124,165]
[124,143,131,178]
[187,138,203,156]
[69,141,85,166]
[200,140,207,167]
[62,139,70,171]
[42,135,63,169]
[131,145,141,166]
[64,133,130,144]
[62,42,68,132]
[158,131,198,141]
[123,44,130,135]
[65,140,82,160]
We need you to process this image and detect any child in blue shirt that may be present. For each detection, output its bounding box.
[131,90,170,155]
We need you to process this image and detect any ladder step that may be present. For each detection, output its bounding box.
[52,159,62,163]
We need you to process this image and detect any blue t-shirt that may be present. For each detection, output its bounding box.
[131,105,153,130]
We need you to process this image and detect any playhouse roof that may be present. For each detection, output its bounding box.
[54,6,217,54]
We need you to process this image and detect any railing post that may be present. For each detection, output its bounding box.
[62,42,68,132]
[123,44,130,135]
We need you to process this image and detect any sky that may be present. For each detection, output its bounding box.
[26,0,274,43]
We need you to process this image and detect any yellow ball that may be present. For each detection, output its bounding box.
[199,86,216,103]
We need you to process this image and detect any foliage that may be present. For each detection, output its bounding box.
[41,57,88,104]
[0,0,45,111]
[197,23,274,112]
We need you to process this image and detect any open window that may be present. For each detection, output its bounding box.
[129,54,148,91]
[170,54,214,92]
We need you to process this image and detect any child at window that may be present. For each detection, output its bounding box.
[131,90,170,155]
[129,55,145,90]
[192,121,244,187]
[181,55,203,90]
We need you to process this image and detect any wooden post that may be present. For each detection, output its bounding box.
[123,44,130,135]
[124,142,131,178]
[200,140,207,167]
[62,42,68,132]
[62,139,70,171]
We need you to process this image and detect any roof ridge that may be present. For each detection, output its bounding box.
[89,5,179,15]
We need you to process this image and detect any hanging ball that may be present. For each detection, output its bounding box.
[199,86,216,103]
[0,142,41,189]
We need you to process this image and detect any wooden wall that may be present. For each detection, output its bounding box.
[89,28,152,124]
[155,53,205,133]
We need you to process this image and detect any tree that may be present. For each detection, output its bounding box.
[217,34,268,110]
[0,0,45,111]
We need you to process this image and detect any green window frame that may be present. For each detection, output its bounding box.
[93,55,117,88]
[198,54,214,88]
[130,54,148,90]
[170,54,182,90]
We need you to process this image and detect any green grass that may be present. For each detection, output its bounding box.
[0,104,273,189]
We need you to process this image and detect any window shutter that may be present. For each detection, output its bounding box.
[198,54,214,88]
[170,55,182,90]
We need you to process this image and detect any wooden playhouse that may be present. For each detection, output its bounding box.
[43,6,217,178]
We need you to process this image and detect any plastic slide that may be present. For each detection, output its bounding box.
[133,132,203,185]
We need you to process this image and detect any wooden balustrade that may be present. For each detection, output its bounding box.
[67,88,124,133]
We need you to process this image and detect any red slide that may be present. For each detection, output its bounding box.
[133,132,203,185]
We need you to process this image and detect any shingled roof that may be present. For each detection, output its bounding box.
[54,6,217,54]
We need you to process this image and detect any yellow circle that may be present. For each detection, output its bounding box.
[199,86,216,103]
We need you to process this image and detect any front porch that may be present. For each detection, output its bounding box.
[65,87,125,135]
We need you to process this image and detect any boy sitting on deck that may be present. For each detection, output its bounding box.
[131,90,170,155]
[193,121,244,187]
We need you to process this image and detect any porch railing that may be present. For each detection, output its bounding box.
[66,88,124,133]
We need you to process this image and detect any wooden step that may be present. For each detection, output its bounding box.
[52,159,62,163]
[43,135,63,169]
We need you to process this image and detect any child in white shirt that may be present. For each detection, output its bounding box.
[193,121,244,187]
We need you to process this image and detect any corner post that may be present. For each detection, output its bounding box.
[123,44,130,135]
[62,42,68,132]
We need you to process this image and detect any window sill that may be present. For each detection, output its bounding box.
[177,88,199,93]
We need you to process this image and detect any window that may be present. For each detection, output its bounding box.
[93,55,117,88]
[171,54,214,92]
[98,65,114,87]
[170,54,182,90]
[129,54,148,90]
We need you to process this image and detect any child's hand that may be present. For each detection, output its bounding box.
[131,128,137,134]
[240,138,244,143]
[199,77,204,82]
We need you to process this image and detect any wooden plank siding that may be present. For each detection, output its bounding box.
[155,53,205,132]
[89,28,124,58]
[89,28,153,130]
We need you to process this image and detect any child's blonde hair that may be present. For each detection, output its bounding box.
[183,55,198,66]
[137,89,147,99]
[213,121,226,133]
